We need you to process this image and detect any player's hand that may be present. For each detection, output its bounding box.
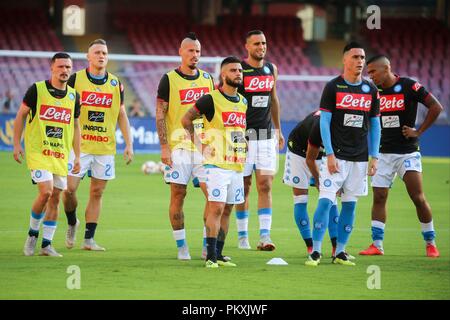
[124,145,134,165]
[368,157,378,176]
[202,143,215,159]
[327,154,339,174]
[402,125,419,138]
[275,130,285,150]
[160,144,172,167]
[72,157,81,174]
[13,144,24,164]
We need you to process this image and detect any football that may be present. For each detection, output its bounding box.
[141,161,159,174]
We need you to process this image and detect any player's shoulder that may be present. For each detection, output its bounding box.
[324,75,342,89]
[198,69,213,81]
[237,92,248,105]
[399,76,424,91]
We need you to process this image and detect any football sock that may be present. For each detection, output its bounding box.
[85,222,98,240]
[42,220,57,248]
[236,210,249,239]
[420,221,436,245]
[328,204,339,241]
[293,195,311,240]
[29,210,44,237]
[258,208,272,237]
[312,198,333,253]
[371,220,385,248]
[65,209,77,226]
[336,201,356,255]
[172,229,186,248]
[206,237,217,262]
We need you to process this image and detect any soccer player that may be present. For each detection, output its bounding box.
[305,42,381,267]
[13,52,81,257]
[359,55,443,258]
[283,110,339,255]
[156,33,215,260]
[182,56,247,268]
[235,30,284,251]
[62,39,134,251]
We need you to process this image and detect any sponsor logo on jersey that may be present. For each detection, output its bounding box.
[379,94,405,112]
[82,134,109,142]
[83,124,107,132]
[45,126,63,139]
[179,87,210,105]
[88,111,105,122]
[42,149,65,159]
[244,76,274,92]
[222,112,246,128]
[343,114,364,128]
[81,92,113,108]
[336,93,372,111]
[381,115,400,128]
[39,105,72,124]
[412,82,422,92]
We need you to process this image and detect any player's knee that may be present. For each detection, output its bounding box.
[411,193,427,208]
[373,190,388,204]
[257,179,272,194]
[172,187,187,202]
[90,186,105,199]
[39,188,53,201]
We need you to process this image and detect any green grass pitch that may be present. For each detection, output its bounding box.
[0,151,448,299]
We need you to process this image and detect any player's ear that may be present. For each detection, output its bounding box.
[178,47,183,56]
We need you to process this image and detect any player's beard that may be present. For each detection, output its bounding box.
[250,51,265,61]
[225,76,242,88]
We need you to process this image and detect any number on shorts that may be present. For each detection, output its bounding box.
[105,164,112,177]
[235,187,244,202]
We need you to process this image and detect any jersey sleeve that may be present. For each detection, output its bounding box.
[67,73,76,88]
[308,118,322,147]
[370,84,380,117]
[319,81,336,112]
[119,80,124,106]
[74,92,81,118]
[194,94,215,122]
[22,84,37,113]
[157,74,170,102]
[409,78,430,106]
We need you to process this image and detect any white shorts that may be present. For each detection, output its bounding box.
[31,170,67,190]
[163,148,204,185]
[319,157,368,201]
[283,149,321,189]
[243,138,278,176]
[371,152,422,188]
[68,150,115,180]
[205,166,244,204]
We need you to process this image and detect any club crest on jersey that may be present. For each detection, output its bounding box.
[203,73,210,79]
[336,93,372,111]
[110,79,117,86]
[394,84,402,92]
[263,66,271,74]
[68,93,75,100]
[361,84,370,93]
[179,87,209,105]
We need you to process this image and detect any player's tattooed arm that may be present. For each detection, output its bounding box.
[181,107,201,144]
[403,93,443,138]
[156,99,172,166]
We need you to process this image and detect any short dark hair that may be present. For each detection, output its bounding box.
[51,52,71,63]
[89,39,107,48]
[185,32,197,41]
[366,54,389,65]
[221,56,241,69]
[246,30,264,41]
[343,41,364,54]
